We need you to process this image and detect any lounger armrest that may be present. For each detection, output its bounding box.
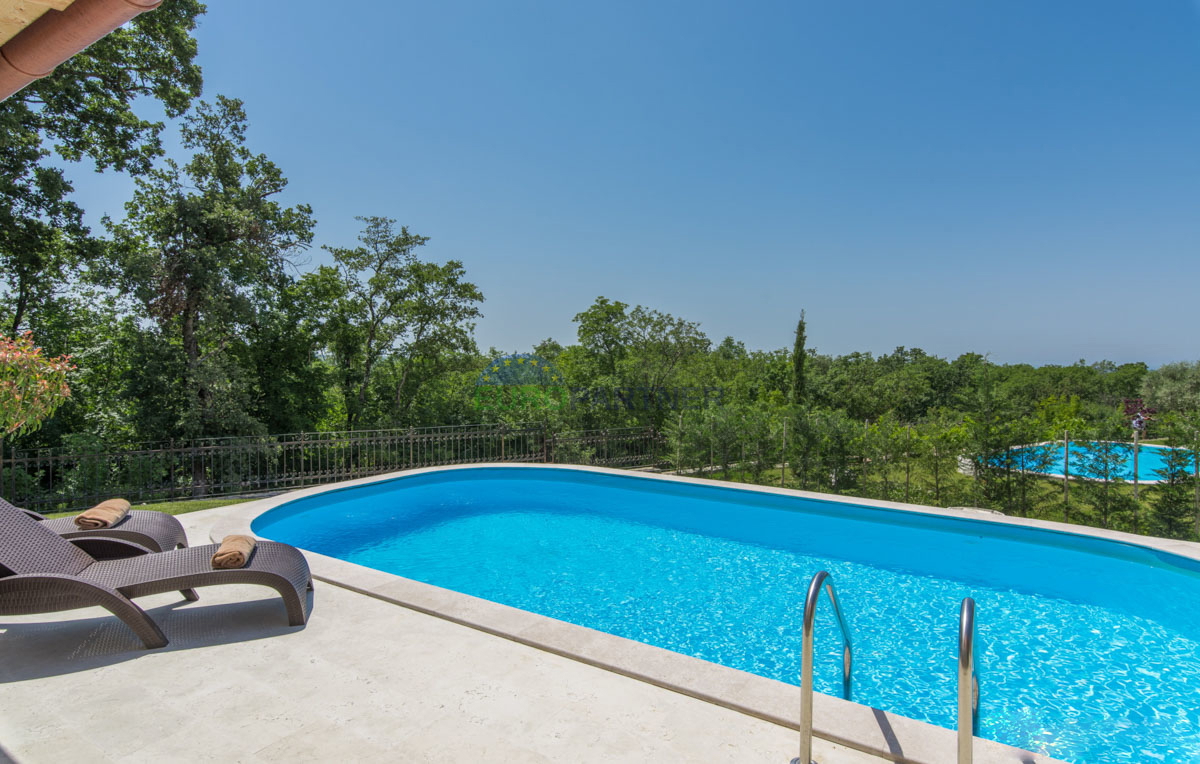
[69,536,155,559]
[0,571,121,586]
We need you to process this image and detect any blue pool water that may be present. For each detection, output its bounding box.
[1006,441,1196,483]
[254,467,1200,762]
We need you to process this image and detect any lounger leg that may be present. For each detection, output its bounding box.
[92,591,169,649]
[0,576,170,650]
[261,579,310,627]
[285,586,308,627]
[180,588,200,601]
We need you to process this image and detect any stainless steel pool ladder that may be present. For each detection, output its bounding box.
[958,597,980,764]
[794,571,980,764]
[796,570,852,764]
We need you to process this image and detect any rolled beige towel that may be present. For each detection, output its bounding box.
[73,498,132,530]
[212,535,257,569]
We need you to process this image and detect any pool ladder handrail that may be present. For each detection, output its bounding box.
[795,580,980,764]
[796,570,853,764]
[958,597,980,764]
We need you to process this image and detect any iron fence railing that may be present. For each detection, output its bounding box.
[3,423,665,512]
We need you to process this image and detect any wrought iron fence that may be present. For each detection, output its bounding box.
[545,426,664,467]
[1,423,665,513]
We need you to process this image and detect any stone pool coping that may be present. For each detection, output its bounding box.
[202,461,1200,764]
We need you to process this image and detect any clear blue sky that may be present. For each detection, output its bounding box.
[67,0,1200,366]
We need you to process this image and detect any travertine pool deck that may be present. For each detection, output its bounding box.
[1,508,882,764]
[2,480,1074,764]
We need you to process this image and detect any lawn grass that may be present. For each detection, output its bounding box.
[42,497,256,519]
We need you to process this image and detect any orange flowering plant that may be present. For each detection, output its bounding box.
[0,332,75,438]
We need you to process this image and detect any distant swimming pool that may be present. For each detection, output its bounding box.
[1006,441,1196,483]
[253,466,1200,762]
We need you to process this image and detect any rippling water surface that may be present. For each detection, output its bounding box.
[255,468,1200,763]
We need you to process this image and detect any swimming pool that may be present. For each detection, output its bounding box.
[253,466,1200,762]
[1005,441,1196,483]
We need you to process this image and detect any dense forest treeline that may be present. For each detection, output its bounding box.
[5,5,1200,539]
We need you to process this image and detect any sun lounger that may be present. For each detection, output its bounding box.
[0,500,311,648]
[2,497,189,555]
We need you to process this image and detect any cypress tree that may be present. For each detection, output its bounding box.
[791,311,807,405]
[1153,445,1195,540]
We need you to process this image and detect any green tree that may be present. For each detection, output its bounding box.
[533,338,565,361]
[314,216,483,428]
[574,297,630,377]
[1142,361,1200,413]
[1074,438,1135,530]
[25,296,152,448]
[1151,442,1194,540]
[103,96,315,437]
[237,282,335,433]
[790,407,861,493]
[0,1,205,335]
[1160,412,1200,537]
[914,413,968,507]
[872,359,935,423]
[570,297,709,427]
[813,351,881,421]
[621,305,709,392]
[960,360,1012,507]
[736,401,784,484]
[1096,361,1148,406]
[0,111,86,336]
[1004,418,1057,518]
[860,415,907,502]
[1033,394,1086,440]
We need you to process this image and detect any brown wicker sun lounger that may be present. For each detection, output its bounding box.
[0,497,188,555]
[0,500,311,649]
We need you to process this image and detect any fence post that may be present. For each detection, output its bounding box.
[1132,427,1140,501]
[677,411,684,475]
[190,442,202,498]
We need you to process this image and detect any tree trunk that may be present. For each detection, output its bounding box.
[10,286,27,336]
[351,323,380,430]
[181,291,208,427]
[181,293,207,493]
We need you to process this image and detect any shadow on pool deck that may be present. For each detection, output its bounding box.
[0,591,311,682]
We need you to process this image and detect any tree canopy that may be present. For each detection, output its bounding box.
[4,9,1199,545]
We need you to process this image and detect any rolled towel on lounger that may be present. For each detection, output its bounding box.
[212,535,257,569]
[73,498,132,530]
